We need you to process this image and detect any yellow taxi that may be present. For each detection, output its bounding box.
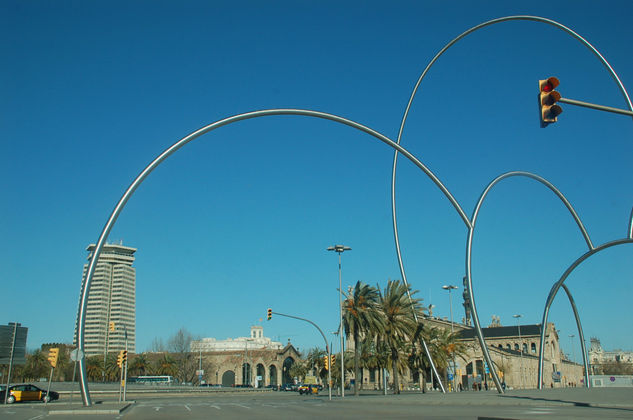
[3,384,59,403]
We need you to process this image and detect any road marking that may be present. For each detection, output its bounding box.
[184,404,191,411]
[27,415,45,420]
[231,403,251,409]
[154,406,162,411]
[210,404,221,410]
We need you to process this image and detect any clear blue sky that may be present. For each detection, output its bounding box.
[2,1,632,362]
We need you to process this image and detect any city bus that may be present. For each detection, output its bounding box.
[128,375,177,385]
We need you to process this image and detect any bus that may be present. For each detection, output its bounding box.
[128,375,177,385]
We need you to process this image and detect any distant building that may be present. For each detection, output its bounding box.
[191,326,283,352]
[589,337,633,366]
[191,326,298,387]
[74,243,137,356]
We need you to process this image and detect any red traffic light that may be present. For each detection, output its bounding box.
[539,77,562,127]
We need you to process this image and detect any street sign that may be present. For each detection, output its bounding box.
[0,323,28,365]
[448,373,454,380]
[70,349,84,362]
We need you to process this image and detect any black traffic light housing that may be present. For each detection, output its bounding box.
[539,77,563,127]
[267,308,272,321]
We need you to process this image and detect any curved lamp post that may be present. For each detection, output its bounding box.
[327,244,351,397]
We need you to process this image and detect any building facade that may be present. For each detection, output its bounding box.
[345,317,584,391]
[191,327,299,387]
[74,243,137,356]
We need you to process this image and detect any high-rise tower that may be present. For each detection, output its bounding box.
[75,243,136,356]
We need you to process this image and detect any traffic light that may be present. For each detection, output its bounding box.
[324,355,329,370]
[109,321,115,332]
[539,76,563,127]
[267,308,272,321]
[47,348,59,368]
[117,350,127,368]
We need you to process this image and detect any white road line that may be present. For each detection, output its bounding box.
[210,404,221,410]
[184,404,191,411]
[154,406,162,411]
[27,415,45,420]
[231,403,251,409]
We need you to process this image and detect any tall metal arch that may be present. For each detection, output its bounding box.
[391,15,633,394]
[537,238,633,389]
[467,171,594,392]
[76,108,467,406]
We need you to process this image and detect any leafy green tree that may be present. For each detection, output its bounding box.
[21,349,48,381]
[343,281,383,395]
[377,279,423,394]
[167,328,197,383]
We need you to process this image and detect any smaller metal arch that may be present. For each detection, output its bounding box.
[628,207,633,239]
[466,171,594,393]
[559,283,590,388]
[537,238,633,388]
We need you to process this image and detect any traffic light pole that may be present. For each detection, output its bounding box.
[269,311,332,400]
[558,97,633,117]
[45,366,54,405]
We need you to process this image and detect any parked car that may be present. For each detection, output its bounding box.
[281,383,294,391]
[0,384,59,403]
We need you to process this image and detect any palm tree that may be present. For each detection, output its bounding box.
[377,279,423,394]
[155,353,177,377]
[409,323,469,392]
[129,353,150,376]
[86,356,102,381]
[305,347,326,381]
[343,280,383,395]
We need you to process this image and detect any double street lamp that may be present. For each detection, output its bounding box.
[513,314,524,389]
[442,285,458,391]
[327,244,351,398]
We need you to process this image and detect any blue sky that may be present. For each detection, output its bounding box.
[2,1,632,362]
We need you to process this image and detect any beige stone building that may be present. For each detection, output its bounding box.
[346,317,584,391]
[191,327,301,387]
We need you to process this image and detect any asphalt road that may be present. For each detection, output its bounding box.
[1,388,632,419]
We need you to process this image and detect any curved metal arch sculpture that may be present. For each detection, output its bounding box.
[537,237,633,389]
[467,171,595,392]
[76,108,465,406]
[390,15,633,394]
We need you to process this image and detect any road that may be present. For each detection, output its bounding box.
[1,388,632,419]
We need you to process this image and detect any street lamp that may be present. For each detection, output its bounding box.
[513,314,524,389]
[442,285,458,391]
[327,244,351,398]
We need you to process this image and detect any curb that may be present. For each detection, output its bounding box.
[48,402,133,415]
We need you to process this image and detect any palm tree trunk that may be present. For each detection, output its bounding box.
[391,349,400,394]
[354,332,360,396]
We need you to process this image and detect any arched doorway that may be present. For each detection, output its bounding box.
[242,363,252,386]
[221,370,235,387]
[282,357,294,384]
[256,364,265,388]
[269,365,278,387]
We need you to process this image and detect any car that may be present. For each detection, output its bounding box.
[298,384,319,395]
[0,384,59,403]
[281,383,294,391]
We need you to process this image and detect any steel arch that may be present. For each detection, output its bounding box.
[537,238,633,388]
[391,15,633,394]
[467,171,594,391]
[76,108,460,406]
